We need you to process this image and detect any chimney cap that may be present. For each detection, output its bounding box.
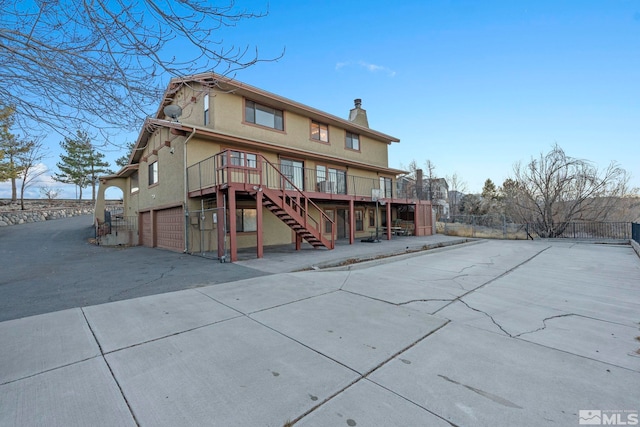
[354,98,362,108]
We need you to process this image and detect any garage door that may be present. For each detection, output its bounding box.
[140,212,152,247]
[156,207,184,251]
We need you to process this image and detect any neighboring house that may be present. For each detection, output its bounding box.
[397,172,449,220]
[429,178,450,220]
[95,73,433,261]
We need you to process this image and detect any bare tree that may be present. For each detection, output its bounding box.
[506,144,630,237]
[446,173,467,215]
[424,159,437,201]
[40,186,61,202]
[16,139,48,210]
[1,1,278,139]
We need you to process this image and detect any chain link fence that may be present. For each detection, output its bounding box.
[186,206,228,261]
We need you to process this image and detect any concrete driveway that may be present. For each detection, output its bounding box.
[1,237,638,426]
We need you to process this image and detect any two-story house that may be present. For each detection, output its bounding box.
[95,73,433,261]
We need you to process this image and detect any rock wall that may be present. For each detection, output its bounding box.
[0,207,95,226]
[0,200,97,227]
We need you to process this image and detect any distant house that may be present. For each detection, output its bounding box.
[95,73,434,261]
[397,172,449,220]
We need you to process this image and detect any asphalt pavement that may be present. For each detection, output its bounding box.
[1,217,639,426]
[0,215,266,322]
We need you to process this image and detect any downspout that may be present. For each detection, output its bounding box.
[183,128,197,253]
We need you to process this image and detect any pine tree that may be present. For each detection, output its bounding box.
[54,130,112,200]
[0,106,31,201]
[87,148,113,201]
[115,142,135,168]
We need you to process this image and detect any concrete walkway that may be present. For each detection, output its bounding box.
[1,239,639,426]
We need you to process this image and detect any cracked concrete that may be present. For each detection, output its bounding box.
[1,239,639,426]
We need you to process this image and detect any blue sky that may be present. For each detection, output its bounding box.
[3,0,639,198]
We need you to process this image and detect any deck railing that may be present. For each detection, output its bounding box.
[187,151,422,201]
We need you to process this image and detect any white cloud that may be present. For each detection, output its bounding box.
[0,163,78,199]
[335,60,396,77]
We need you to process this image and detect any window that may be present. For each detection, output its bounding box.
[235,208,257,232]
[380,177,392,198]
[280,159,304,190]
[346,132,360,151]
[355,210,364,231]
[204,94,210,125]
[245,100,284,130]
[130,171,139,193]
[311,121,329,142]
[324,209,335,234]
[223,151,257,168]
[369,209,376,227]
[148,161,158,186]
[329,168,347,194]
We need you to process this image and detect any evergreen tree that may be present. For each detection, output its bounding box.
[115,142,135,168]
[87,148,113,201]
[54,130,112,200]
[481,179,498,201]
[0,106,31,201]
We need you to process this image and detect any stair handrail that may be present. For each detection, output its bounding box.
[258,154,335,249]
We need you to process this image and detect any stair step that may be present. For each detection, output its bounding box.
[249,187,330,250]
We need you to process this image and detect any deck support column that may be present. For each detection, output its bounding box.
[385,201,392,240]
[256,189,263,259]
[349,199,355,245]
[216,188,226,259]
[228,187,238,262]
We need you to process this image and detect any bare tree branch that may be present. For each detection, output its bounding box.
[0,0,280,141]
[506,144,630,237]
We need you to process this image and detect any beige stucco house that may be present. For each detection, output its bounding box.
[95,73,433,261]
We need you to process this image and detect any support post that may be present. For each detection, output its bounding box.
[216,188,226,259]
[256,189,263,259]
[385,201,392,240]
[349,199,355,245]
[228,187,238,262]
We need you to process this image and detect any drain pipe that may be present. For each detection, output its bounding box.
[183,127,197,253]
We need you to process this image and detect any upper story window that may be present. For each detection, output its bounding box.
[148,161,159,186]
[311,120,329,143]
[204,94,210,125]
[245,100,284,131]
[346,132,360,151]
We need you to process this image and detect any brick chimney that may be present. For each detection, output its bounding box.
[348,98,369,128]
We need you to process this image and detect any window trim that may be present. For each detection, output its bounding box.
[310,120,329,144]
[345,131,361,152]
[243,98,285,132]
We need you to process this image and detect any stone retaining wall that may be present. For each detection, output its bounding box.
[0,207,95,226]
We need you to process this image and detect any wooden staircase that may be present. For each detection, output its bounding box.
[252,186,334,250]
